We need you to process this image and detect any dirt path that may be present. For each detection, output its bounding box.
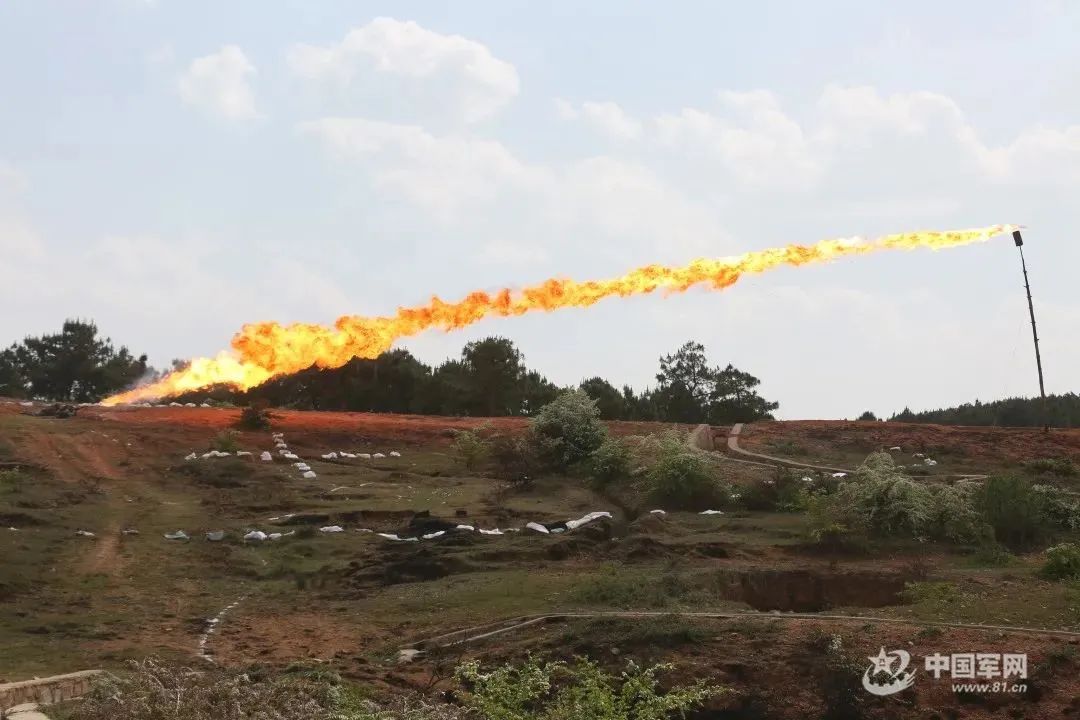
[722,423,988,479]
[401,610,1080,655]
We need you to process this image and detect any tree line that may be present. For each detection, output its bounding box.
[890,393,1080,428]
[0,320,779,423]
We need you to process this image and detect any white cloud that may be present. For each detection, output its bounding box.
[581,101,643,141]
[288,18,519,123]
[653,84,1080,192]
[299,117,539,221]
[656,90,821,189]
[177,45,260,121]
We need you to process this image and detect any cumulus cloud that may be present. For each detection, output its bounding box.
[557,100,643,141]
[177,45,260,121]
[288,18,519,123]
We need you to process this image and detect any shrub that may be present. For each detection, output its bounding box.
[928,482,989,544]
[1023,457,1078,478]
[70,658,335,720]
[978,475,1045,547]
[739,469,811,512]
[643,436,725,510]
[455,656,721,720]
[489,435,539,486]
[237,402,272,430]
[1040,543,1080,581]
[528,390,607,470]
[0,468,27,495]
[829,474,933,538]
[450,425,491,470]
[212,430,240,452]
[588,436,631,486]
[1032,484,1080,530]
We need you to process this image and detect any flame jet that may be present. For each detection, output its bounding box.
[102,224,1017,405]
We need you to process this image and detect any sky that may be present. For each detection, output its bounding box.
[2,0,1079,419]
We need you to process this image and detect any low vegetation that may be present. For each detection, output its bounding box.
[66,657,719,720]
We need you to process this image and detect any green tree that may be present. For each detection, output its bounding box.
[3,320,148,402]
[579,376,625,419]
[708,363,778,423]
[462,337,524,416]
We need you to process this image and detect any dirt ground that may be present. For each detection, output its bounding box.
[2,400,1079,718]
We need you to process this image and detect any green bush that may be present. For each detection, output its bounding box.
[450,426,491,470]
[978,475,1045,547]
[489,435,539,486]
[642,435,724,510]
[928,483,989,544]
[0,468,27,495]
[455,656,721,720]
[1032,484,1080,530]
[212,430,240,452]
[1023,457,1078,478]
[237,403,272,430]
[528,390,607,470]
[1040,543,1080,581]
[588,436,631,486]
[739,469,812,512]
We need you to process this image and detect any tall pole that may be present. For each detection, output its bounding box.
[1013,230,1049,432]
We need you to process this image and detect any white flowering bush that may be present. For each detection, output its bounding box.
[529,390,608,470]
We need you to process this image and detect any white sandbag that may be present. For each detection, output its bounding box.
[75,529,96,537]
[169,402,181,407]
[914,452,925,458]
[164,530,189,540]
[357,453,371,459]
[478,528,503,535]
[650,509,666,516]
[924,458,938,466]
[525,521,550,534]
[184,403,196,408]
[389,451,401,457]
[565,511,612,530]
[260,451,273,462]
[296,464,311,472]
[320,525,344,533]
[357,528,373,533]
[185,452,198,461]
[201,452,214,459]
[302,470,317,479]
[268,532,282,540]
[422,530,446,540]
[699,510,724,515]
[244,530,267,542]
[377,532,403,541]
[283,453,298,460]
[121,528,139,535]
[272,432,284,439]
[801,476,814,483]
[200,403,211,408]
[831,472,847,478]
[889,446,902,451]
[372,452,386,459]
[321,452,337,460]
[455,524,475,531]
[19,401,34,407]
[340,452,356,458]
[236,451,252,457]
[206,530,226,542]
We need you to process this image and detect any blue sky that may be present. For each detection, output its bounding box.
[2,0,1078,418]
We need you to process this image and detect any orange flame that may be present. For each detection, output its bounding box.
[102,225,1016,405]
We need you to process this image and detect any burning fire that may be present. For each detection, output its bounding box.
[102,224,1016,406]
